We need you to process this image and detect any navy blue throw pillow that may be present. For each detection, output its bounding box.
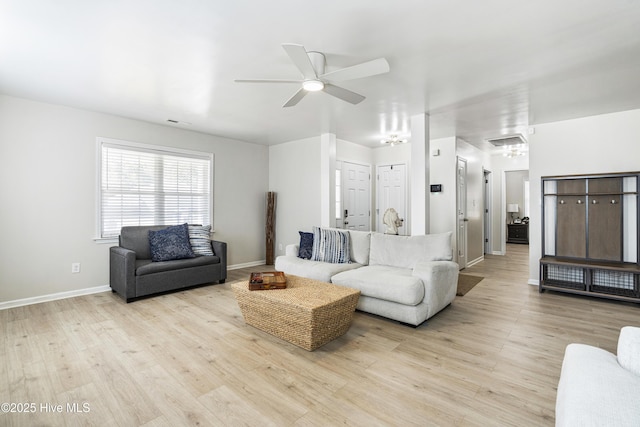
[298,231,314,259]
[149,223,196,262]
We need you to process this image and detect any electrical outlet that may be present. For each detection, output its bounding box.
[71,263,81,274]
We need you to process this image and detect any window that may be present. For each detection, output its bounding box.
[335,168,342,220]
[98,138,213,239]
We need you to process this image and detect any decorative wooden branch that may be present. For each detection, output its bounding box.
[266,191,276,265]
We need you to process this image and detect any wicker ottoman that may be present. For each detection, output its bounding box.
[231,275,360,351]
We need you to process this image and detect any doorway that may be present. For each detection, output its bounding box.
[376,164,408,235]
[504,170,530,246]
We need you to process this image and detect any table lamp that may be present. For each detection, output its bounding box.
[507,204,519,224]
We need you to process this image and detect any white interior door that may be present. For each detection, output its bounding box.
[376,164,407,235]
[342,162,370,230]
[457,157,468,267]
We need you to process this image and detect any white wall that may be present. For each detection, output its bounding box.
[410,114,430,235]
[269,136,323,256]
[528,108,640,284]
[337,138,373,165]
[0,95,269,303]
[429,137,457,237]
[372,143,411,166]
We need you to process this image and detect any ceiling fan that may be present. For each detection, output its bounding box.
[235,43,390,107]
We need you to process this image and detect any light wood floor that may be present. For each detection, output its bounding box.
[2,244,639,426]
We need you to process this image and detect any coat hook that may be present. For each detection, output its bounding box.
[611,199,617,204]
[577,200,583,204]
[559,199,565,204]
[592,199,598,204]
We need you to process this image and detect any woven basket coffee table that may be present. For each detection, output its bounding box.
[231,274,360,351]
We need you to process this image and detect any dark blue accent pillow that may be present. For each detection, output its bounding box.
[149,223,196,262]
[298,231,314,259]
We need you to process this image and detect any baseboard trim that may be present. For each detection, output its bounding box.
[528,279,540,286]
[228,260,267,270]
[466,256,484,268]
[0,285,111,311]
[1,260,269,310]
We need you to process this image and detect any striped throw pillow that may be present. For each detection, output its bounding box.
[310,227,351,264]
[188,224,214,256]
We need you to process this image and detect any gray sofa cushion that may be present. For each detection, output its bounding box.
[149,223,195,262]
[311,226,351,264]
[136,255,221,276]
[120,225,169,259]
[298,231,314,259]
[331,265,425,306]
[188,224,214,256]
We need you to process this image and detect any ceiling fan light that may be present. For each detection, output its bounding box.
[302,80,324,92]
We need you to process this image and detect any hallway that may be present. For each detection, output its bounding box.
[465,243,530,283]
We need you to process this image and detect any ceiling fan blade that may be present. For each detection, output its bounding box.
[234,79,301,84]
[282,43,317,80]
[320,58,390,82]
[283,87,308,107]
[322,83,365,105]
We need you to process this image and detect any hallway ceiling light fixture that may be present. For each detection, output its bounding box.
[380,134,408,146]
[503,144,527,157]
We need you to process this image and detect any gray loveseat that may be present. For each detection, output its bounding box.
[110,225,227,302]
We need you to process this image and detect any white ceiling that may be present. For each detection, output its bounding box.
[2,0,640,150]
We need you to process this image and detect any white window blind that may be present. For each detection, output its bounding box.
[99,139,212,239]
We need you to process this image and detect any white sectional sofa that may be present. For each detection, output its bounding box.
[556,326,640,426]
[275,228,459,326]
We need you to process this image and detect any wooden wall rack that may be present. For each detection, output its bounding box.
[540,171,640,303]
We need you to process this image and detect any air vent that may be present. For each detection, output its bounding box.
[166,119,192,125]
[487,133,527,147]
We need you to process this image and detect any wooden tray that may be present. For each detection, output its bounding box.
[248,271,287,290]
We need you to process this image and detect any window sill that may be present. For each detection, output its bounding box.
[94,237,118,245]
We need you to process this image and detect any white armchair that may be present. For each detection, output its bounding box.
[556,326,640,426]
